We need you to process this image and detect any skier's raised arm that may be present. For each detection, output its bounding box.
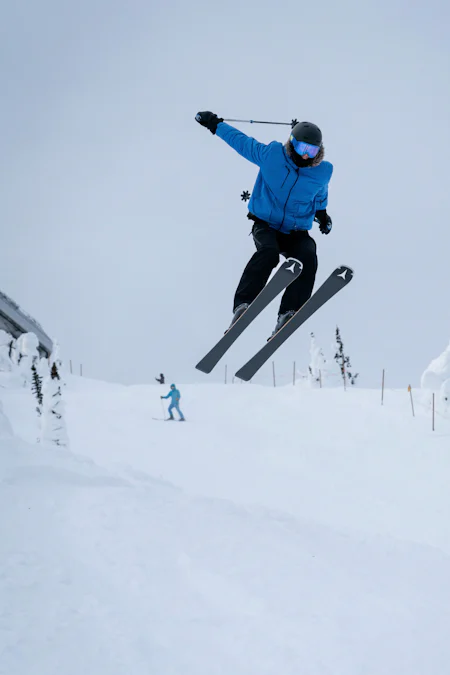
[195,111,270,166]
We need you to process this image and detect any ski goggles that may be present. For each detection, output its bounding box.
[289,135,321,158]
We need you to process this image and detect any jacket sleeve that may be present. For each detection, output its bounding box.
[315,184,329,211]
[315,164,333,211]
[215,123,271,167]
[162,393,169,399]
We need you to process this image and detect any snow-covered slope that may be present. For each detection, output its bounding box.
[1,377,450,675]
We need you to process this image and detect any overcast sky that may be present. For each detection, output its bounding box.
[1,0,449,387]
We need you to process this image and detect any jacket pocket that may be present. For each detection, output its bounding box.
[292,199,313,216]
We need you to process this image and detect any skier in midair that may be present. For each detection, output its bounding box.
[195,112,333,336]
[161,384,185,421]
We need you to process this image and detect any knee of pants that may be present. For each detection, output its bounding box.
[306,256,318,278]
[256,246,280,269]
[301,248,318,279]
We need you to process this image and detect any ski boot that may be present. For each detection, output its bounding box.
[268,310,295,340]
[225,303,249,333]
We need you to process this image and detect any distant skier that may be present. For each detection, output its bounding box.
[161,384,185,421]
[155,373,165,385]
[195,112,333,336]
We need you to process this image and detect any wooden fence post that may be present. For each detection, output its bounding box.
[381,369,385,405]
[293,361,296,386]
[272,361,276,387]
[408,385,415,417]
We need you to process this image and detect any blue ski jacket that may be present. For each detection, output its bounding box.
[162,388,181,402]
[215,122,333,234]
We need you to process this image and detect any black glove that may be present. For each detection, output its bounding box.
[314,209,332,235]
[195,111,224,135]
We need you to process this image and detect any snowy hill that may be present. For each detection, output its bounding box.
[1,376,450,675]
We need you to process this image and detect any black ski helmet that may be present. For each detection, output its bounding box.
[291,121,322,148]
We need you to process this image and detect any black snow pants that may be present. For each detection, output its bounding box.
[233,219,318,314]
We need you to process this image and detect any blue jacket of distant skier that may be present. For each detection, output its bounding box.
[215,123,333,234]
[162,387,181,402]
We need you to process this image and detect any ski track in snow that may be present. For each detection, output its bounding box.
[1,377,450,674]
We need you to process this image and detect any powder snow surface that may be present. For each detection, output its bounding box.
[1,376,450,675]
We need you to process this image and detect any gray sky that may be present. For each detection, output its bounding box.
[1,0,449,387]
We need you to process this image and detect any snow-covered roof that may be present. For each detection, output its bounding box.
[0,290,52,357]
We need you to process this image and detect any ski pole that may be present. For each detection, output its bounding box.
[223,118,298,128]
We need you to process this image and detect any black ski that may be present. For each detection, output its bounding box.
[235,265,354,381]
[195,257,303,374]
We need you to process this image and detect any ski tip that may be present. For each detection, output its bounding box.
[234,371,250,383]
[195,362,213,374]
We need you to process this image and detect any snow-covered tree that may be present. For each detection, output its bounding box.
[308,332,327,387]
[31,363,44,417]
[334,327,359,387]
[8,337,18,367]
[0,330,14,372]
[441,379,450,412]
[15,332,40,386]
[421,340,450,391]
[421,340,450,416]
[40,358,69,448]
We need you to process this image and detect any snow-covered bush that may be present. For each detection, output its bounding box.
[308,333,327,387]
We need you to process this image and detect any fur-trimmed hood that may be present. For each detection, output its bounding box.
[285,140,325,168]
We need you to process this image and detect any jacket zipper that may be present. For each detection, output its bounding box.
[280,168,290,188]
